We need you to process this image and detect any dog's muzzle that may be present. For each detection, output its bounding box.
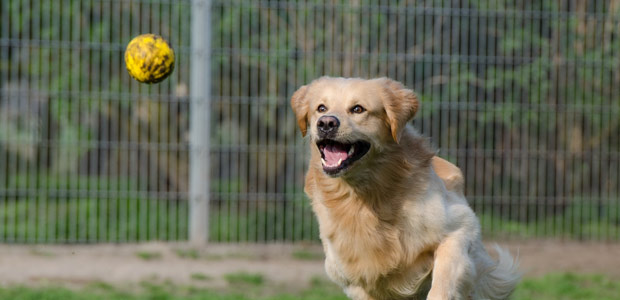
[317,115,340,138]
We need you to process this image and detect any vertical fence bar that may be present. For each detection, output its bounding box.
[189,0,211,244]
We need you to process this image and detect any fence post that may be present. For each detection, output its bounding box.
[189,0,211,244]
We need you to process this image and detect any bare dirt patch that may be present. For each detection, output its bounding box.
[497,239,620,279]
[0,240,618,291]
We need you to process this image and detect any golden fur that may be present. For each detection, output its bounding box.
[291,77,520,300]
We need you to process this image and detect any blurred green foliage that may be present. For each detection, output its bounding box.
[0,0,619,242]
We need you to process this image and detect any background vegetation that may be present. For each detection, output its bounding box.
[0,0,619,242]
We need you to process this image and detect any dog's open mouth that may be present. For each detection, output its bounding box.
[317,139,371,175]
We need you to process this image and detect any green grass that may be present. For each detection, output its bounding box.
[223,272,264,286]
[0,273,617,300]
[291,249,324,260]
[190,273,211,281]
[0,197,189,242]
[513,273,620,300]
[479,201,620,240]
[135,251,162,261]
[209,199,320,243]
[175,248,201,259]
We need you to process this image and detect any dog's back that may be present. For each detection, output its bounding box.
[431,156,464,194]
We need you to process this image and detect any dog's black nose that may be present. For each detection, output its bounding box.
[317,115,340,134]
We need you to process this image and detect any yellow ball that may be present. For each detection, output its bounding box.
[124,34,175,84]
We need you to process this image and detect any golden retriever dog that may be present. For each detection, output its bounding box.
[290,77,520,300]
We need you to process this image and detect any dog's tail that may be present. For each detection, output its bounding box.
[476,245,522,300]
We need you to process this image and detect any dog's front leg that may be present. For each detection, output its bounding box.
[427,228,476,300]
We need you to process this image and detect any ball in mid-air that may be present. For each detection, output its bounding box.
[125,34,175,84]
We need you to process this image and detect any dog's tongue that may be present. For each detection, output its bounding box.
[324,143,348,165]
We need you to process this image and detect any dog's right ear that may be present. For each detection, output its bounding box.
[290,85,309,137]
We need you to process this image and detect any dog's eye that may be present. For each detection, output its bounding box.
[351,105,366,114]
[317,104,327,113]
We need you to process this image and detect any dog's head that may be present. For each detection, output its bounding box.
[291,77,419,177]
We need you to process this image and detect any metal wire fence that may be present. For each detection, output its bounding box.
[1,0,619,243]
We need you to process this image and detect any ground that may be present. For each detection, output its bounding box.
[0,240,619,299]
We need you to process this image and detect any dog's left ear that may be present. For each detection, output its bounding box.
[290,85,309,137]
[379,78,419,143]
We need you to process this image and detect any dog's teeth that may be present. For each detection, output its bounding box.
[322,158,344,168]
[348,145,355,156]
